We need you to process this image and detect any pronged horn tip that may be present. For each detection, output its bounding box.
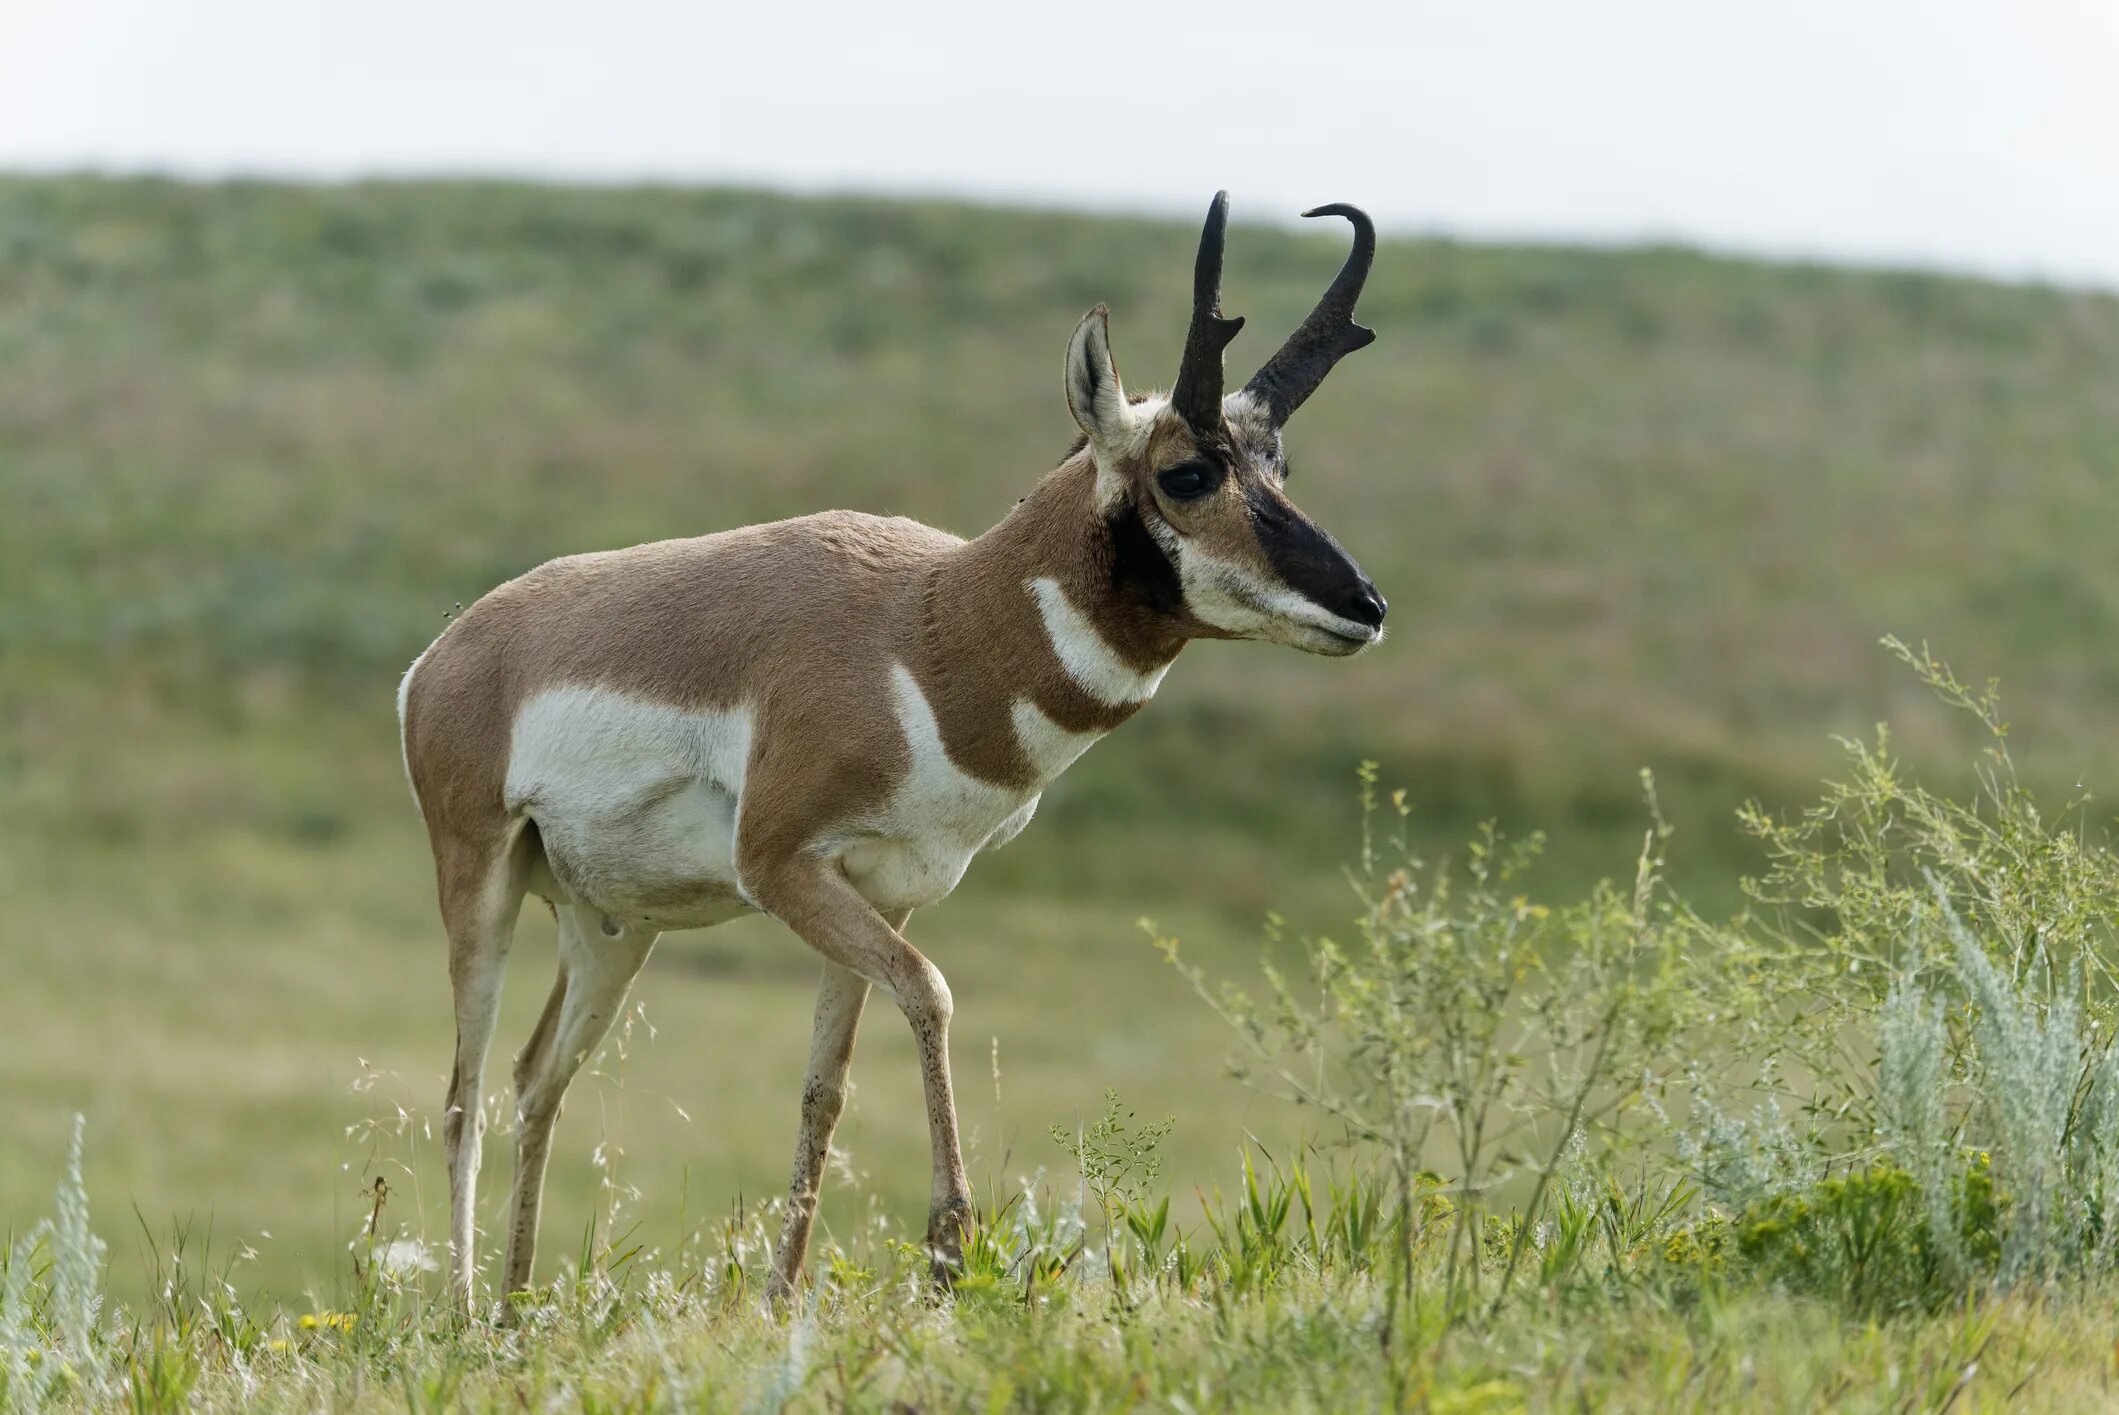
[1169,190,1246,433]
[1243,202,1377,426]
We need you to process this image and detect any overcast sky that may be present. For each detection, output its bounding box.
[7,0,2117,287]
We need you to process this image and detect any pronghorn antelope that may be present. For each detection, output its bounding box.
[397,191,1387,1308]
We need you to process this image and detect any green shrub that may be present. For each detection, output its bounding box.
[1657,1158,2000,1314]
[1733,1166,1951,1314]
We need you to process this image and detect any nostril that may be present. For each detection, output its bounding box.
[1343,585,1387,628]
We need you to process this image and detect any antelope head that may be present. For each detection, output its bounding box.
[1064,190,1387,656]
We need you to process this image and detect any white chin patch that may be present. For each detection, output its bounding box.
[1146,518,1379,653]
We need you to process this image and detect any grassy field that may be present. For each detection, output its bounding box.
[6,175,2119,1360]
[14,654,2119,1409]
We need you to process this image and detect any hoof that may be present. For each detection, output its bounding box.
[764,1269,800,1311]
[925,1194,973,1287]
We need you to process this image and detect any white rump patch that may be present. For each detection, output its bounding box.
[395,632,444,819]
[1027,578,1169,706]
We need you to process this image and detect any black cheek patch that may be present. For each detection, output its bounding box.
[1244,482,1361,612]
[1106,501,1186,617]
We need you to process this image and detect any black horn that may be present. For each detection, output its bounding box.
[1169,191,1246,433]
[1242,203,1376,425]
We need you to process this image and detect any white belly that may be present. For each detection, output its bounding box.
[502,666,1107,928]
[506,686,756,931]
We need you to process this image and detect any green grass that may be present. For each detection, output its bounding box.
[7,173,2119,1344]
[14,725,2119,1409]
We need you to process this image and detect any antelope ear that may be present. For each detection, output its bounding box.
[1064,305,1132,449]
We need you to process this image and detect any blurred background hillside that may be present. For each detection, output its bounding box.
[7,176,2119,1300]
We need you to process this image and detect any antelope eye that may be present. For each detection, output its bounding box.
[1156,460,1221,501]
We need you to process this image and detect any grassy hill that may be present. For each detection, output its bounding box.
[5,176,2119,1303]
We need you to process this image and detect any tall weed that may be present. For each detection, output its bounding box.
[0,1116,108,1412]
[1152,765,1691,1324]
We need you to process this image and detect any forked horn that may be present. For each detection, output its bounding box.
[1169,190,1246,433]
[1243,203,1377,425]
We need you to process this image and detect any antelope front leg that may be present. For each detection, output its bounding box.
[747,862,972,1287]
